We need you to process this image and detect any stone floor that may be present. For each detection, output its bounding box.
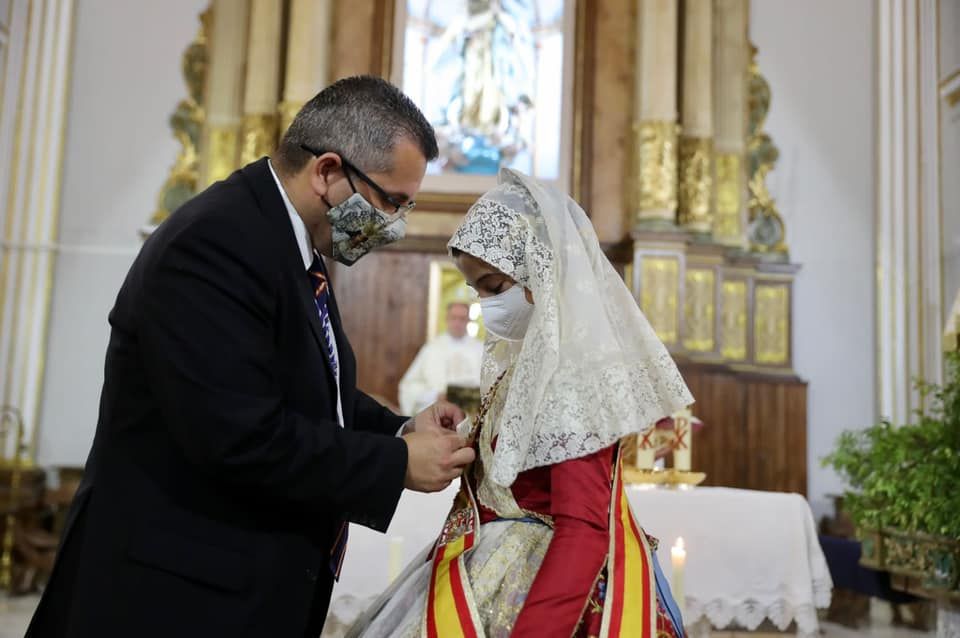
[0,593,939,638]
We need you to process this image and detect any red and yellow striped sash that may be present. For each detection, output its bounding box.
[600,453,658,637]
[423,450,657,637]
[423,486,483,638]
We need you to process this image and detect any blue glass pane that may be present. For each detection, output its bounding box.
[402,0,566,179]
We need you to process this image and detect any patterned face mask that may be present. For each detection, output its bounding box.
[325,192,407,265]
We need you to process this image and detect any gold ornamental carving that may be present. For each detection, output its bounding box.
[678,136,714,234]
[714,152,742,243]
[240,113,280,164]
[639,257,680,345]
[633,120,679,225]
[683,269,715,352]
[0,407,26,591]
[207,126,241,184]
[754,283,789,365]
[720,279,748,361]
[143,9,211,235]
[278,100,301,137]
[747,43,788,258]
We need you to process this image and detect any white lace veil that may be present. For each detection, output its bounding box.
[448,168,694,487]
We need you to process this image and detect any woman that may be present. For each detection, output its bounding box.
[348,169,693,638]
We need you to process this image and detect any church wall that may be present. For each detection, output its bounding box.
[750,0,877,520]
[37,0,210,466]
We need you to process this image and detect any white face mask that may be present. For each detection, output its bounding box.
[480,284,534,342]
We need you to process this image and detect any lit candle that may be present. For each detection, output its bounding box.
[388,536,404,583]
[671,536,686,615]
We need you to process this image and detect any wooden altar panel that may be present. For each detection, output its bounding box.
[329,251,437,409]
[332,250,810,495]
[683,364,808,495]
[330,249,809,494]
[744,377,808,495]
[681,365,748,488]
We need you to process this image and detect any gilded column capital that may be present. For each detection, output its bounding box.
[713,152,743,244]
[678,136,714,234]
[206,125,241,184]
[632,120,679,230]
[240,113,280,164]
[278,100,301,138]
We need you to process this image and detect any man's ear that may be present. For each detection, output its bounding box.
[309,152,343,198]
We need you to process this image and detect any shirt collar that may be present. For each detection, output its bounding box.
[268,159,313,270]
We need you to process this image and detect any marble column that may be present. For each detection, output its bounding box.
[678,0,714,235]
[203,0,250,183]
[0,0,75,471]
[711,0,748,247]
[280,0,334,134]
[631,0,679,230]
[240,0,283,164]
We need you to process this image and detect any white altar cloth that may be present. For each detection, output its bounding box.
[628,486,832,637]
[323,485,832,637]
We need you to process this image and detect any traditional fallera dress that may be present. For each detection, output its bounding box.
[349,169,693,638]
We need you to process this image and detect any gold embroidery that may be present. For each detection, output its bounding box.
[466,521,552,638]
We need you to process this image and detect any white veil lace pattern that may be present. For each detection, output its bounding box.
[448,169,694,487]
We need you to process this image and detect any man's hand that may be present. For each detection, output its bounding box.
[402,428,475,492]
[408,400,465,435]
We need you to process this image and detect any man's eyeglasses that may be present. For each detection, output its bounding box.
[299,144,416,215]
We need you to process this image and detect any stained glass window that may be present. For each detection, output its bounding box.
[398,0,570,184]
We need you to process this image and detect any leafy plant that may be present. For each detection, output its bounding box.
[822,351,960,539]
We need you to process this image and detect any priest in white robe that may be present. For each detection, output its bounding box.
[399,301,484,415]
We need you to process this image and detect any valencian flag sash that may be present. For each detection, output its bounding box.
[422,448,657,638]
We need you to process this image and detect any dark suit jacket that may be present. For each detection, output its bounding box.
[27,158,409,637]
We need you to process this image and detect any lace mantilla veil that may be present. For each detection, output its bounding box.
[447,169,694,487]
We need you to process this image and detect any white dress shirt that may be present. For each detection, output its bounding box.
[268,160,345,428]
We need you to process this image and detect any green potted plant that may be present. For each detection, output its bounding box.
[822,352,960,592]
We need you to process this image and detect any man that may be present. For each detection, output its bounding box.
[28,76,474,637]
[399,300,483,415]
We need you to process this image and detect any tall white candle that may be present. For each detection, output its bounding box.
[673,410,692,472]
[636,427,656,470]
[388,536,404,583]
[671,536,686,616]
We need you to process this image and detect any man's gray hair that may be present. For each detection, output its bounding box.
[275,75,438,175]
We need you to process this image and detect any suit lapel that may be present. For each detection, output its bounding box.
[239,158,340,396]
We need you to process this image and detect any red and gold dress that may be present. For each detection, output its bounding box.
[481,446,680,637]
[348,373,684,638]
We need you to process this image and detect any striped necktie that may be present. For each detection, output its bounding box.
[306,254,348,579]
[307,255,339,381]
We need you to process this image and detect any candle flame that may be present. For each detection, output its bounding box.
[674,536,685,551]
